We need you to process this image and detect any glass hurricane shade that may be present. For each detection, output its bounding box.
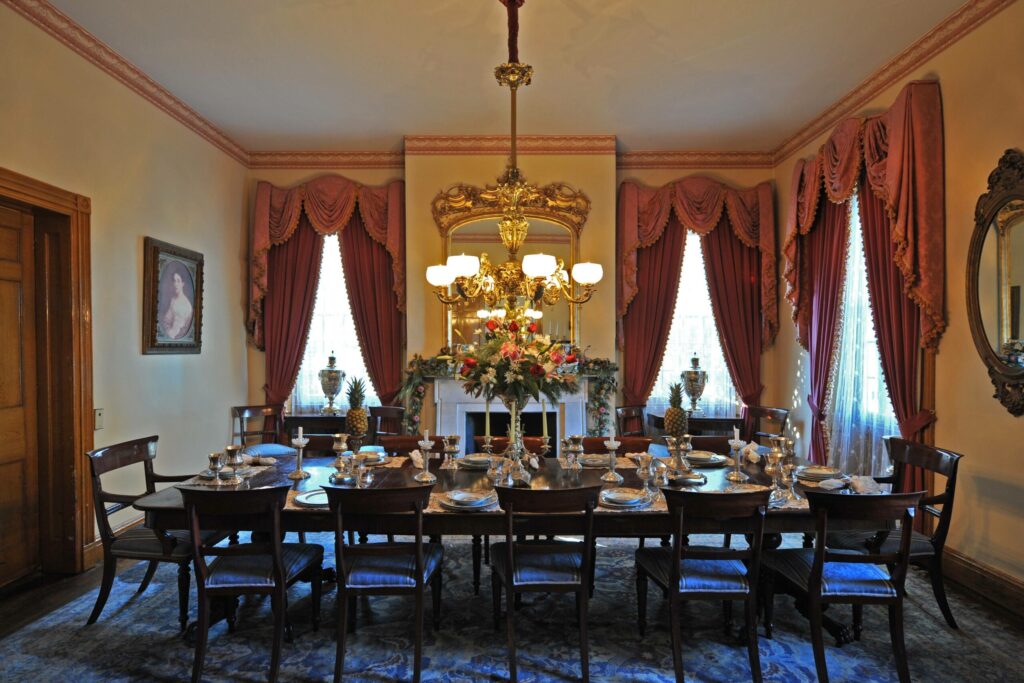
[521,253,557,279]
[426,264,455,287]
[446,253,481,278]
[571,262,603,285]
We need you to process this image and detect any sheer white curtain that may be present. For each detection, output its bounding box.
[291,235,380,413]
[825,194,899,475]
[649,231,738,417]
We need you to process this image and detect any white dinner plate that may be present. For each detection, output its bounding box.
[446,490,497,507]
[686,450,718,462]
[601,488,646,505]
[294,490,329,507]
[580,455,611,468]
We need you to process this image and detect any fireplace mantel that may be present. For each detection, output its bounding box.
[433,378,589,448]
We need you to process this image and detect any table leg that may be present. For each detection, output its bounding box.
[472,535,482,595]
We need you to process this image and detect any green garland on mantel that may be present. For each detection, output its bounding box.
[396,353,619,436]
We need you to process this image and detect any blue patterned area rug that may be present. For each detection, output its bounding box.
[1,534,1021,682]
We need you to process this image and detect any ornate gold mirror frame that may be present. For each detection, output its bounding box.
[431,180,591,348]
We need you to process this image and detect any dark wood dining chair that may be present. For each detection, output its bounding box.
[323,484,442,683]
[232,404,296,457]
[744,406,789,443]
[490,484,602,683]
[762,489,924,683]
[181,485,323,683]
[368,406,405,445]
[826,437,964,628]
[615,405,647,437]
[636,488,770,683]
[86,435,230,630]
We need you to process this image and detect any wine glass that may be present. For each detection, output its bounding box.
[207,452,224,484]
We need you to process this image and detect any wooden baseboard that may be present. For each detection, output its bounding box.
[81,515,145,569]
[944,547,1024,619]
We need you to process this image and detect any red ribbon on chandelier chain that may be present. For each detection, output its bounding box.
[500,0,525,63]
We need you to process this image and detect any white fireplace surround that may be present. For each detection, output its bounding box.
[434,378,589,447]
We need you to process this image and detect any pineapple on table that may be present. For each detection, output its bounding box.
[345,378,369,437]
[664,383,688,438]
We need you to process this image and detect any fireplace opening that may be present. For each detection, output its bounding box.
[464,411,558,452]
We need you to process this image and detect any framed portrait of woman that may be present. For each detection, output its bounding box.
[142,237,204,354]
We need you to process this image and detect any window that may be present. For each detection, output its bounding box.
[649,231,738,417]
[290,235,380,413]
[824,194,899,475]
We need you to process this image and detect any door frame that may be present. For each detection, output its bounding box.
[0,167,93,573]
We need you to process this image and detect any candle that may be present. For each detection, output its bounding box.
[297,426,303,441]
[733,426,740,441]
[425,429,430,441]
[541,399,548,437]
[485,400,491,437]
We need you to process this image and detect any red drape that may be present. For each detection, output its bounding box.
[806,199,849,464]
[620,214,687,405]
[702,216,764,437]
[340,212,404,406]
[263,217,323,405]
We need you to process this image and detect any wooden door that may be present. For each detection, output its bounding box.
[0,202,38,587]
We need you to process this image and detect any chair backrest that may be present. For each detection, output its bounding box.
[690,436,731,454]
[615,405,646,437]
[232,404,285,446]
[181,485,291,588]
[380,434,445,456]
[495,485,603,586]
[323,484,435,589]
[805,489,924,595]
[369,406,405,444]
[581,436,652,454]
[885,437,964,547]
[87,436,161,544]
[747,406,789,442]
[662,488,770,590]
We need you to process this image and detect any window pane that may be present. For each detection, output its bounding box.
[825,194,899,475]
[291,235,380,413]
[649,231,738,417]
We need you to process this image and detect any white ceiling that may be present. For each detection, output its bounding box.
[47,0,965,153]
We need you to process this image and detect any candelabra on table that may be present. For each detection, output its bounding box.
[414,435,437,483]
[288,436,311,480]
[726,438,748,482]
[601,438,623,484]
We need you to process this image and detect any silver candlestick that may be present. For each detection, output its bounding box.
[601,438,623,483]
[414,436,437,483]
[288,437,311,480]
[726,438,748,482]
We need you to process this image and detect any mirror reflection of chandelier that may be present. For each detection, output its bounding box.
[425,0,603,313]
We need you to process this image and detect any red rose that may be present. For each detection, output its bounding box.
[464,357,478,368]
[529,364,545,377]
[460,364,472,376]
[565,353,577,364]
[527,322,538,333]
[485,319,499,332]
[508,321,520,332]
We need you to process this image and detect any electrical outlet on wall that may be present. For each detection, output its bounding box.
[94,408,104,430]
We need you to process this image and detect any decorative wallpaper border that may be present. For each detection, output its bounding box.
[248,151,404,169]
[404,135,617,156]
[617,150,774,170]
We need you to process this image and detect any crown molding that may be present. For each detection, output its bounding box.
[405,135,617,156]
[3,0,250,166]
[248,151,404,169]
[617,150,774,170]
[772,0,1015,163]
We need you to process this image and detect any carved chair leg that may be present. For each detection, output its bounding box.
[269,590,285,683]
[808,598,829,683]
[87,553,117,625]
[762,570,775,639]
[177,562,191,632]
[668,597,685,683]
[191,596,210,683]
[491,571,502,631]
[852,604,863,641]
[579,586,590,682]
[138,560,159,594]
[745,597,763,683]
[335,588,348,683]
[311,565,323,631]
[636,565,648,636]
[928,554,958,629]
[431,570,442,631]
[506,585,518,683]
[472,535,482,595]
[890,603,911,683]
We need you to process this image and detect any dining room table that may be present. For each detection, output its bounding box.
[134,451,874,644]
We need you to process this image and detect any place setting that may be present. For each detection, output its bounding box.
[598,487,653,511]
[794,464,850,490]
[436,488,499,513]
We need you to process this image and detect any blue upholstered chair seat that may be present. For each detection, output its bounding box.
[241,443,297,458]
[763,548,896,598]
[206,543,323,589]
[490,541,583,586]
[826,529,935,558]
[343,543,443,588]
[635,547,750,594]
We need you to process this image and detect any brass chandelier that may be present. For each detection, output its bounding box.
[425,0,603,314]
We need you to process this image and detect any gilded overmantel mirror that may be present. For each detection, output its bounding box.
[432,181,591,348]
[967,149,1024,416]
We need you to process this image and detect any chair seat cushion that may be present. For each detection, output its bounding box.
[826,529,935,558]
[111,528,222,560]
[490,541,583,586]
[764,548,896,598]
[206,543,323,589]
[241,443,297,458]
[343,543,443,588]
[635,547,750,594]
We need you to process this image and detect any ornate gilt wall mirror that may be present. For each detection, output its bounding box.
[431,181,591,348]
[967,149,1024,416]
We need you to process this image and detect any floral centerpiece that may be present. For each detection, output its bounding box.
[454,309,580,447]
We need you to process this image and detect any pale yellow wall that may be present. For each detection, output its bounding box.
[0,6,250,519]
[770,0,1024,580]
[242,168,404,404]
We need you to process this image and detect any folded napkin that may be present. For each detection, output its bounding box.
[529,456,539,469]
[850,475,882,494]
[817,478,846,490]
[742,442,761,464]
[243,455,277,466]
[409,449,424,469]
